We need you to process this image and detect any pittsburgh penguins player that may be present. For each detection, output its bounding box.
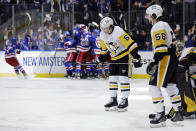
[98,17,142,112]
[145,5,184,127]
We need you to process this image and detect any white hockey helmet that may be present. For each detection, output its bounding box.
[100,17,114,31]
[146,5,163,19]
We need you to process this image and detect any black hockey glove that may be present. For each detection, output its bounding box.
[96,54,106,65]
[146,61,158,75]
[132,55,142,68]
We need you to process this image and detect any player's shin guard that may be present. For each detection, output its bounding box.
[118,76,130,112]
[14,67,20,76]
[17,65,27,77]
[166,84,182,111]
[166,84,184,126]
[148,85,165,115]
[108,76,118,97]
[86,65,92,79]
[76,64,81,79]
[105,76,118,111]
[103,65,109,78]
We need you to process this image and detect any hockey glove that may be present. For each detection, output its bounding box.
[97,54,106,66]
[15,49,21,54]
[132,55,142,68]
[65,41,71,46]
[146,61,158,75]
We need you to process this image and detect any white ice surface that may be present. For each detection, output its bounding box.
[0,78,195,131]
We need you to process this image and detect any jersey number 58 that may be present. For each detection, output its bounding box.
[155,33,166,41]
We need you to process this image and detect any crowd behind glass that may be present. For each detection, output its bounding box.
[0,0,195,51]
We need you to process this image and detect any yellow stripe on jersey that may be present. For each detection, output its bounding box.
[155,46,168,53]
[100,39,108,55]
[158,55,170,87]
[111,43,138,60]
[118,32,134,48]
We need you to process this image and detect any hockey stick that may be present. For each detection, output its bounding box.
[48,39,63,75]
[26,12,32,27]
[79,62,132,66]
[98,13,104,19]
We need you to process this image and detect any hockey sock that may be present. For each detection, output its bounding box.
[166,84,181,111]
[17,65,27,76]
[119,76,130,99]
[109,76,118,97]
[109,82,118,97]
[70,66,75,74]
[86,65,91,74]
[76,64,81,73]
[97,66,102,75]
[148,85,165,113]
[104,65,109,74]
[14,67,20,75]
[120,83,130,99]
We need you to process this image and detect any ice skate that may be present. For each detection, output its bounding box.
[22,72,28,79]
[16,74,23,79]
[149,107,175,119]
[150,111,166,128]
[97,74,103,79]
[87,72,93,79]
[75,72,81,79]
[171,107,184,126]
[104,97,118,111]
[64,73,69,78]
[117,98,128,112]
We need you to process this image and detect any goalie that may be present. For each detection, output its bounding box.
[177,46,196,118]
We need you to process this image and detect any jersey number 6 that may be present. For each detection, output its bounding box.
[124,35,130,41]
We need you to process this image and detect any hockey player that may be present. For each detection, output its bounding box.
[145,5,184,127]
[89,29,102,78]
[90,29,109,78]
[177,46,196,118]
[98,17,142,112]
[64,31,77,78]
[74,25,93,79]
[5,37,27,78]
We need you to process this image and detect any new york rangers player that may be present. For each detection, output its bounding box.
[5,37,27,78]
[64,31,77,78]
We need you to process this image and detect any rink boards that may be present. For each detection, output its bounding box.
[0,51,153,79]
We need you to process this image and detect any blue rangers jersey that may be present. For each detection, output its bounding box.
[89,34,101,55]
[5,39,21,58]
[75,31,92,52]
[64,36,76,53]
